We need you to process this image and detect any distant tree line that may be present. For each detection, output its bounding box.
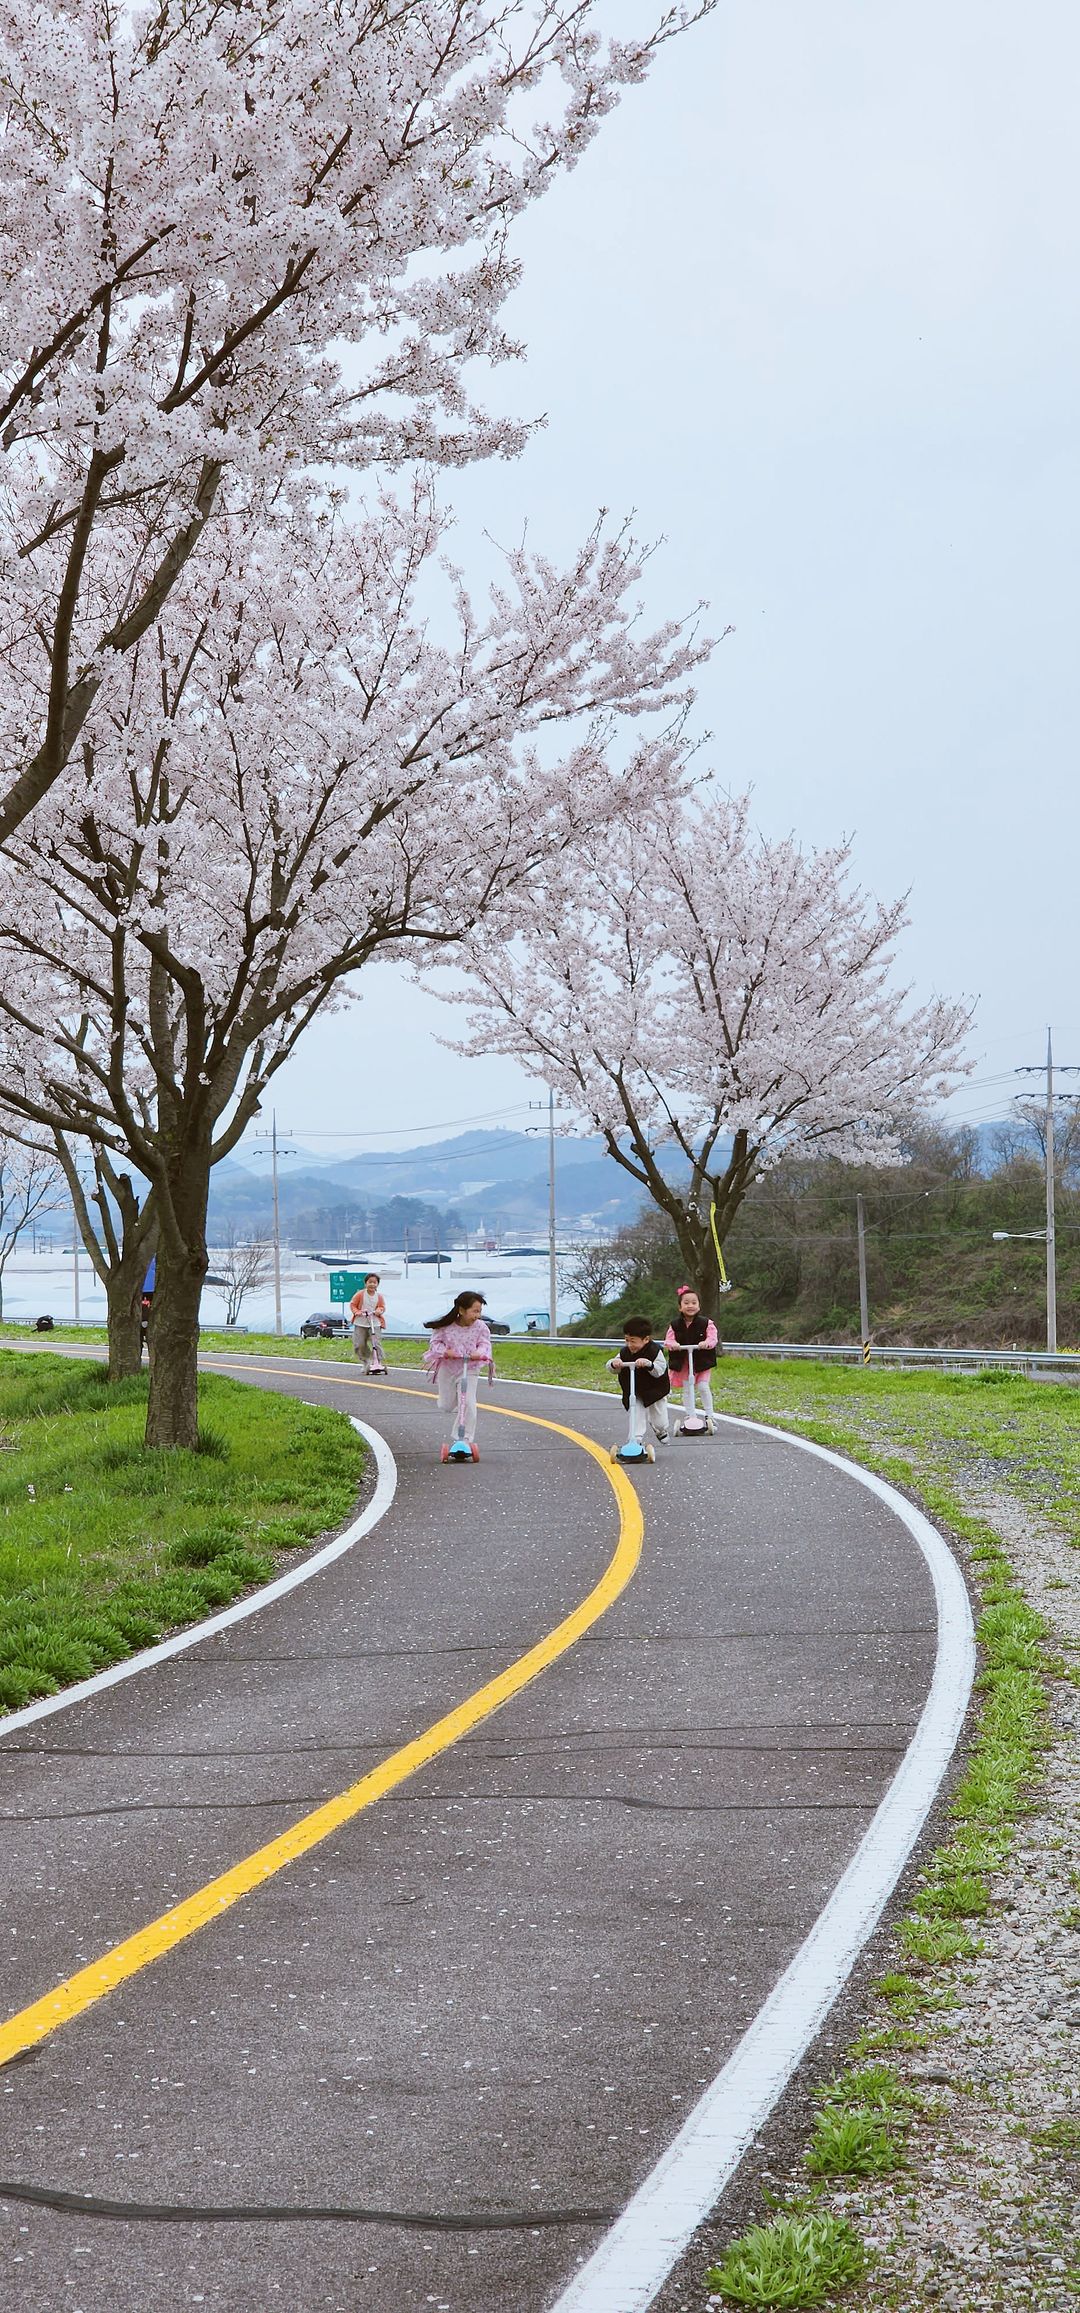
[207,1194,462,1257]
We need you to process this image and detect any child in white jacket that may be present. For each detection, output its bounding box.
[607,1317,671,1446]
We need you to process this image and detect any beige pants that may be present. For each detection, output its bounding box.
[629,1396,670,1443]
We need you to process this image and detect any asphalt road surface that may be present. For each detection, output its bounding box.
[0,1359,940,2313]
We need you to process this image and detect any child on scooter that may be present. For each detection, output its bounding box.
[349,1272,387,1372]
[423,1292,494,1462]
[664,1287,719,1426]
[607,1318,671,1447]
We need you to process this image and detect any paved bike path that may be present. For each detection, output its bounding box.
[0,1361,940,2312]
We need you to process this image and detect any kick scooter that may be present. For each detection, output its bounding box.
[674,1342,712,1437]
[441,1357,492,1464]
[611,1357,654,1465]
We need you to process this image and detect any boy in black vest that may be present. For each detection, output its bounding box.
[608,1317,671,1447]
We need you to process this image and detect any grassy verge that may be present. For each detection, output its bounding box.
[203,1332,622,1386]
[0,1321,623,1386]
[684,1359,1061,2309]
[0,1353,363,1713]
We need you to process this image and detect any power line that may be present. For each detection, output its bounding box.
[242,1102,536,1145]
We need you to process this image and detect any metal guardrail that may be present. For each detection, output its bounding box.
[715,1342,1080,1379]
[21,1321,1079,1378]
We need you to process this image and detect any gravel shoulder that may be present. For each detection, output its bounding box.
[654,1364,1080,2313]
[813,1483,1080,2313]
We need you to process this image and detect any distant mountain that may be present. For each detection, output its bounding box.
[205,1128,646,1239]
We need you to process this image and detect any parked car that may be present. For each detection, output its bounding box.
[299,1311,350,1338]
[488,1317,511,1336]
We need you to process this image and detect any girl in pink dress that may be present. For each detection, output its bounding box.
[423,1292,494,1462]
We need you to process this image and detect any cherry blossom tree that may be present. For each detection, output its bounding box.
[0,490,704,1441]
[209,1230,275,1332]
[445,793,973,1309]
[0,0,711,844]
[51,1134,157,1380]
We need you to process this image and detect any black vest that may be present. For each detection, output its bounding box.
[615,1342,670,1409]
[668,1312,717,1372]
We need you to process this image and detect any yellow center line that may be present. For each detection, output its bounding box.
[0,1376,642,2071]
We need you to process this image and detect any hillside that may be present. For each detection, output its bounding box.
[582,1139,1080,1350]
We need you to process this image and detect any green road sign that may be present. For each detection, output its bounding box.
[329,1271,368,1303]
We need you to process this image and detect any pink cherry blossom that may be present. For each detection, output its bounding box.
[0,1,713,842]
[442,791,973,1303]
[0,488,708,1439]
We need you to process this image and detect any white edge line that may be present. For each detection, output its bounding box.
[0,1418,397,1740]
[547,1410,977,2313]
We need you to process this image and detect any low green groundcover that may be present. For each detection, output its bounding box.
[707,2209,869,2307]
[0,1354,363,1713]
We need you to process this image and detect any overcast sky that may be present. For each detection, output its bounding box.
[262,0,1080,1159]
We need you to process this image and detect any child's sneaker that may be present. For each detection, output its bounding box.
[439,1443,450,1463]
[654,1426,670,1444]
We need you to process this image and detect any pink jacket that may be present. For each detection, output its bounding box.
[423,1318,493,1374]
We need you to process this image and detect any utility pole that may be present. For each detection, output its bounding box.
[271,1111,283,1337]
[856,1193,870,1356]
[72,1202,80,1323]
[1016,1030,1080,1358]
[1045,1030,1057,1357]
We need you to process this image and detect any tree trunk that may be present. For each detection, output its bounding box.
[145,1151,210,1450]
[106,1259,146,1383]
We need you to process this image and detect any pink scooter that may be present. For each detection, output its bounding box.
[673,1342,713,1438]
[440,1356,493,1465]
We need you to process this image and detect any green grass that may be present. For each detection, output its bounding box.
[0,1353,363,1713]
[895,1915,980,1966]
[706,2209,869,2307]
[804,2108,903,2178]
[1033,2117,1080,2158]
[200,1331,621,1386]
[804,2056,918,2180]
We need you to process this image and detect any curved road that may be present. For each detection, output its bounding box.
[0,1358,942,2313]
